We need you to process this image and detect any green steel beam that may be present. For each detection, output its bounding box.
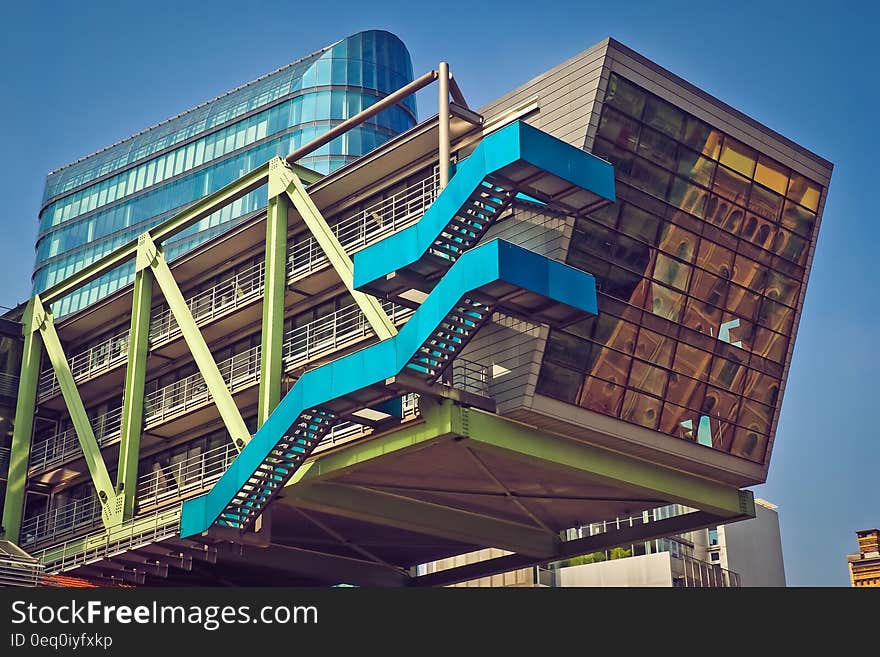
[32,296,121,528]
[38,160,322,307]
[145,234,251,451]
[0,299,42,543]
[115,236,155,521]
[284,482,561,558]
[460,407,753,520]
[287,398,459,487]
[277,160,397,340]
[258,161,291,427]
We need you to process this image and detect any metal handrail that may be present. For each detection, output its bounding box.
[25,393,421,547]
[29,300,412,473]
[0,371,19,397]
[36,171,439,399]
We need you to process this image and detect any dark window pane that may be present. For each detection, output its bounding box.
[696,240,734,279]
[544,330,591,371]
[630,157,672,199]
[629,360,668,397]
[621,390,662,429]
[676,147,715,187]
[658,223,699,263]
[536,362,581,403]
[605,74,646,119]
[598,108,641,151]
[713,165,750,206]
[618,203,660,245]
[643,96,684,140]
[740,214,776,252]
[683,116,722,160]
[763,271,799,308]
[781,200,816,238]
[637,126,677,169]
[635,328,674,368]
[668,177,707,217]
[730,426,767,462]
[644,282,685,322]
[770,226,808,265]
[751,327,788,363]
[654,252,691,291]
[724,287,760,322]
[709,354,746,393]
[577,375,625,416]
[587,202,619,229]
[702,386,740,425]
[749,183,783,222]
[672,343,712,380]
[682,295,723,336]
[704,195,745,234]
[787,172,821,212]
[592,137,635,176]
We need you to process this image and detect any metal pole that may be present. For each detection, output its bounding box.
[438,62,450,190]
[116,243,154,522]
[1,299,42,544]
[258,174,290,428]
[285,70,439,165]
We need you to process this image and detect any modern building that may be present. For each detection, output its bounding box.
[848,529,880,587]
[34,30,416,317]
[0,36,831,587]
[428,499,785,587]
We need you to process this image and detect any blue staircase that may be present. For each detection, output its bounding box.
[179,121,615,538]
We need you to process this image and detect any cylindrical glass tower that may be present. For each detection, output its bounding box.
[34,30,417,316]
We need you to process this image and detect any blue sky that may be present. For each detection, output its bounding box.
[0,1,876,585]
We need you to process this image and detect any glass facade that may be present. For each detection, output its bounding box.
[536,73,823,464]
[34,30,417,316]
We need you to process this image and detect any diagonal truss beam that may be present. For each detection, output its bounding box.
[31,296,121,528]
[143,234,251,451]
[271,158,397,340]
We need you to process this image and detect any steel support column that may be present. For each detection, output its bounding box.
[144,234,251,451]
[258,162,291,427]
[32,296,120,528]
[438,61,450,189]
[115,236,155,521]
[274,160,397,340]
[0,299,42,543]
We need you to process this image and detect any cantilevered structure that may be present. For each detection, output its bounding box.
[0,37,831,586]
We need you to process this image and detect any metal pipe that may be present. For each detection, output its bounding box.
[438,62,450,190]
[285,70,439,165]
[449,74,469,109]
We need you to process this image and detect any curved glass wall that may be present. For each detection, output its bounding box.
[34,30,416,316]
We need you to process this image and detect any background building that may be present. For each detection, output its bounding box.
[0,36,831,587]
[848,529,880,587]
[34,30,416,317]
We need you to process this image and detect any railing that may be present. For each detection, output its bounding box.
[441,358,491,397]
[29,301,412,473]
[24,393,422,548]
[29,406,123,474]
[20,495,102,548]
[36,172,439,401]
[35,508,181,574]
[0,371,19,398]
[676,553,741,588]
[0,446,10,471]
[0,555,44,588]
